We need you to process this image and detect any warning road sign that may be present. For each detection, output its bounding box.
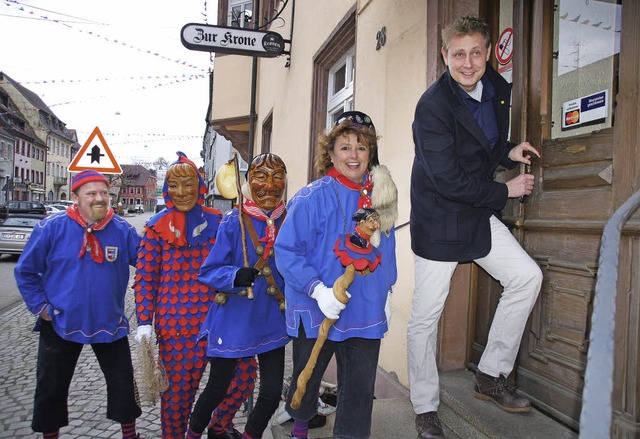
[496,27,514,65]
[68,127,122,174]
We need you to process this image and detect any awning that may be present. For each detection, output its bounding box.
[212,115,251,162]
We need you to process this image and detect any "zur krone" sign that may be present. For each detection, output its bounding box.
[181,23,286,57]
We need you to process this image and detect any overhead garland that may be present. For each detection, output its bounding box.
[0,120,202,143]
[46,75,207,107]
[19,74,207,85]
[4,0,212,73]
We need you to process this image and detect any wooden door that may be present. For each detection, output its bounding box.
[469,0,634,431]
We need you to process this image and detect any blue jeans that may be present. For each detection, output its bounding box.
[286,320,381,439]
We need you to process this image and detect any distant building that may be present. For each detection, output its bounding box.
[113,164,157,212]
[0,83,45,202]
[0,71,77,202]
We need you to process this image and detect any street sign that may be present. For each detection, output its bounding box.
[180,23,286,57]
[68,126,122,174]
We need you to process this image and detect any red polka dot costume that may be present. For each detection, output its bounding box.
[134,152,257,439]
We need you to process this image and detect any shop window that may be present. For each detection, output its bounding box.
[551,0,621,139]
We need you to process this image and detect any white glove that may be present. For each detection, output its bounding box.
[311,282,349,320]
[135,325,153,343]
[384,290,392,324]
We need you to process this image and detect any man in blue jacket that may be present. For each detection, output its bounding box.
[15,170,143,439]
[408,15,543,439]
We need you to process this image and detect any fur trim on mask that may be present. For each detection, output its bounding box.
[370,165,398,233]
[370,165,398,247]
[241,181,254,203]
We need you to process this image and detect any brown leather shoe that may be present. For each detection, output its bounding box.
[474,371,531,413]
[415,411,445,439]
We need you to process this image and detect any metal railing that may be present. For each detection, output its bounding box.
[580,188,640,439]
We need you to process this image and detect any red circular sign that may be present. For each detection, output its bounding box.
[496,27,514,65]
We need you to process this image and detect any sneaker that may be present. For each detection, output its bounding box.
[415,411,444,439]
[316,397,336,416]
[474,371,531,413]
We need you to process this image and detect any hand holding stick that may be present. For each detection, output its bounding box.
[290,264,355,409]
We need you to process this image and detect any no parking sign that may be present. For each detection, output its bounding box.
[496,27,513,65]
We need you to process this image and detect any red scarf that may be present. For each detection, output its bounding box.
[66,205,115,263]
[243,199,286,260]
[326,167,373,209]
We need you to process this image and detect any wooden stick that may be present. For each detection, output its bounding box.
[290,264,355,409]
[234,152,253,299]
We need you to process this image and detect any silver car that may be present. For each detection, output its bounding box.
[0,214,46,256]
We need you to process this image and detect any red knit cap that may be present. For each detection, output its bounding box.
[71,170,109,192]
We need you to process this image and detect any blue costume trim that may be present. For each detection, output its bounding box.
[198,209,289,358]
[274,176,397,342]
[15,213,140,344]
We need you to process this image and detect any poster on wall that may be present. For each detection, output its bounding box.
[561,89,608,130]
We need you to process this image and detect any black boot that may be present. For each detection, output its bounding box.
[207,427,242,439]
[474,371,531,413]
[415,411,444,439]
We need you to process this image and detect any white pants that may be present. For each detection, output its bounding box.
[407,215,543,414]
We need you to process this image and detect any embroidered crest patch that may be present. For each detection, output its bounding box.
[105,246,118,262]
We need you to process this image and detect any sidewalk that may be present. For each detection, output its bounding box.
[1,285,579,439]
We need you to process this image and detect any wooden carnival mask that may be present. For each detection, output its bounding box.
[166,163,199,212]
[247,153,287,212]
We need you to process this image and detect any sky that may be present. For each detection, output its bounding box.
[0,0,218,168]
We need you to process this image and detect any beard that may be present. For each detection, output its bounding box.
[88,202,108,221]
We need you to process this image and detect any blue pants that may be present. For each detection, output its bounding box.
[31,320,141,432]
[286,321,381,439]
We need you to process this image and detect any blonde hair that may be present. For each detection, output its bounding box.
[441,15,491,52]
[314,120,379,176]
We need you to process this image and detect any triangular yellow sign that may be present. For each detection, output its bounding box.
[68,126,122,174]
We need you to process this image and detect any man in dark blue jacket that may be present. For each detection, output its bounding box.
[408,15,543,439]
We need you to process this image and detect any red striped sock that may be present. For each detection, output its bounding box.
[207,422,226,436]
[186,428,203,439]
[292,420,309,438]
[121,421,137,439]
[43,432,59,439]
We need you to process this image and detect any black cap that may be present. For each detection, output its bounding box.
[335,111,375,130]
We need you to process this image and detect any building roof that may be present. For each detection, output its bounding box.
[0,71,75,143]
[121,164,155,186]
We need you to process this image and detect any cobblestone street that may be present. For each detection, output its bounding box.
[0,284,282,439]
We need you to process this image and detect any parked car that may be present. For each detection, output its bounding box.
[0,213,46,256]
[0,201,47,219]
[44,200,73,207]
[155,203,166,213]
[45,205,63,215]
[133,204,145,213]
